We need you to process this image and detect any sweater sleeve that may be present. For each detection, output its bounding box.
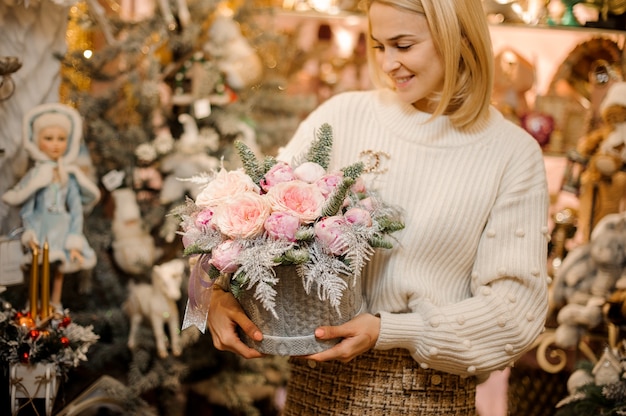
[375,139,550,379]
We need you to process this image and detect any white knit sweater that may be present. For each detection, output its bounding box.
[278,88,550,379]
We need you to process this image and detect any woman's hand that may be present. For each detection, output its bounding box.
[206,287,265,359]
[303,313,380,363]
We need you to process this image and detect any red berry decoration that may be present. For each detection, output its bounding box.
[20,351,29,364]
[58,316,72,328]
[29,329,40,340]
[60,337,70,347]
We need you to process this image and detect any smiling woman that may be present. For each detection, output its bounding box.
[206,0,550,414]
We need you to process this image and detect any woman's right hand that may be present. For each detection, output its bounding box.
[207,287,265,359]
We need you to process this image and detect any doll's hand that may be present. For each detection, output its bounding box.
[70,249,84,265]
[304,313,380,363]
[207,287,264,359]
[28,240,39,253]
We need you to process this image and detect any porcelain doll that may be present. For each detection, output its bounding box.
[2,103,101,311]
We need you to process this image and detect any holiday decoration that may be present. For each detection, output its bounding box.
[9,361,58,416]
[0,302,98,368]
[550,212,626,349]
[555,344,626,415]
[176,123,404,354]
[124,258,186,358]
[111,187,163,275]
[570,82,626,243]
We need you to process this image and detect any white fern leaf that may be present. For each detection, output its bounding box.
[300,242,352,314]
[235,237,295,315]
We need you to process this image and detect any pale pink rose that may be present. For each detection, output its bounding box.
[351,177,367,194]
[344,207,372,226]
[267,181,325,223]
[195,169,259,207]
[212,192,271,239]
[293,162,326,183]
[194,208,215,230]
[314,216,348,255]
[264,212,300,241]
[315,173,343,198]
[260,162,296,192]
[210,240,242,273]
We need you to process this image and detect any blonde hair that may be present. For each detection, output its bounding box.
[361,0,494,129]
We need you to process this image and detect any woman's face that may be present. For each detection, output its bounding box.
[37,125,69,161]
[369,2,444,110]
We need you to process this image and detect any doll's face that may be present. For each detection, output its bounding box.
[37,125,69,161]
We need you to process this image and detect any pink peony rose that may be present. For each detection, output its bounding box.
[314,216,348,255]
[293,162,326,183]
[267,181,325,224]
[210,240,242,273]
[260,162,296,192]
[264,212,300,242]
[351,177,367,194]
[195,169,259,207]
[315,173,344,198]
[212,192,271,239]
[344,207,372,226]
[194,208,215,230]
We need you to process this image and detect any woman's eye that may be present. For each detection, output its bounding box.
[397,44,412,50]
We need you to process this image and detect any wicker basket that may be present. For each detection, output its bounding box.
[237,265,364,356]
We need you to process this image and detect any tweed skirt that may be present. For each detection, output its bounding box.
[282,349,477,415]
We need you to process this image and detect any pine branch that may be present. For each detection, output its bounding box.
[295,226,315,241]
[262,155,278,174]
[305,123,333,169]
[235,140,264,184]
[322,177,354,217]
[376,216,406,233]
[341,162,364,180]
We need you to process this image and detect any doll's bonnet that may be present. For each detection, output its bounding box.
[23,102,82,164]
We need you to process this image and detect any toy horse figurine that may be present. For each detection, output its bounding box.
[125,258,186,358]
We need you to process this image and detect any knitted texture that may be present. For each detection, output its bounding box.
[278,89,550,378]
[283,349,477,415]
[238,266,363,355]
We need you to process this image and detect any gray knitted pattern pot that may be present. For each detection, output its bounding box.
[238,265,364,356]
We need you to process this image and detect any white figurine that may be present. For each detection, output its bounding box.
[111,188,161,275]
[124,258,186,358]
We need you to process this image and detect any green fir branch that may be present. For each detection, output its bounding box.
[305,123,333,169]
[368,236,394,249]
[235,140,264,184]
[278,248,310,264]
[295,227,315,241]
[183,244,208,256]
[208,265,221,280]
[262,155,278,174]
[322,177,355,217]
[376,217,406,233]
[230,271,248,299]
[341,162,364,180]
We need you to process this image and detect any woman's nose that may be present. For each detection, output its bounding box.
[380,50,400,73]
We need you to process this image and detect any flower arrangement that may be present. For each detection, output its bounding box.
[0,300,99,370]
[176,123,404,319]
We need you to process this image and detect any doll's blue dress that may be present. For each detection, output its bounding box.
[17,163,97,273]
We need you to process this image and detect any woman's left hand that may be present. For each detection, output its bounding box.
[304,313,380,363]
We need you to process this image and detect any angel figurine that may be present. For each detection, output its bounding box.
[2,103,101,311]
